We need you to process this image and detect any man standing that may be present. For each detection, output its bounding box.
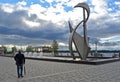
[14,50,25,78]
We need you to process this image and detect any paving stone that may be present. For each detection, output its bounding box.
[0,56,120,82]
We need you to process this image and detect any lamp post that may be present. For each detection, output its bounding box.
[95,41,98,57]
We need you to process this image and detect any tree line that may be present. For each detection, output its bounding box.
[1,40,59,55]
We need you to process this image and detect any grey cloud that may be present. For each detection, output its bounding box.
[0,34,52,45]
[87,14,120,38]
[0,1,120,50]
[0,6,28,29]
[0,4,69,42]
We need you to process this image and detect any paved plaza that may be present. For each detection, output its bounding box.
[0,56,120,82]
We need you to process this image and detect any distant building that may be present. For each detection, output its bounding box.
[32,46,42,52]
[32,46,52,52]
[0,47,4,55]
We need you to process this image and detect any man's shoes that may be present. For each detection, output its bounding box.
[18,76,24,78]
[18,76,20,78]
[21,75,24,78]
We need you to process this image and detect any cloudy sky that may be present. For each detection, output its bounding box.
[0,0,120,50]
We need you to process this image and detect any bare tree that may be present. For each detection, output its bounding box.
[52,40,58,56]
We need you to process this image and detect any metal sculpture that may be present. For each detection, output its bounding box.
[69,3,90,60]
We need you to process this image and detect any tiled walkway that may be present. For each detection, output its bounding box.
[0,56,120,82]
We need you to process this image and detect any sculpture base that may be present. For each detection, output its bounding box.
[26,56,120,65]
[1,55,119,65]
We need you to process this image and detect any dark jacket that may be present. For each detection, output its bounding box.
[14,52,25,65]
